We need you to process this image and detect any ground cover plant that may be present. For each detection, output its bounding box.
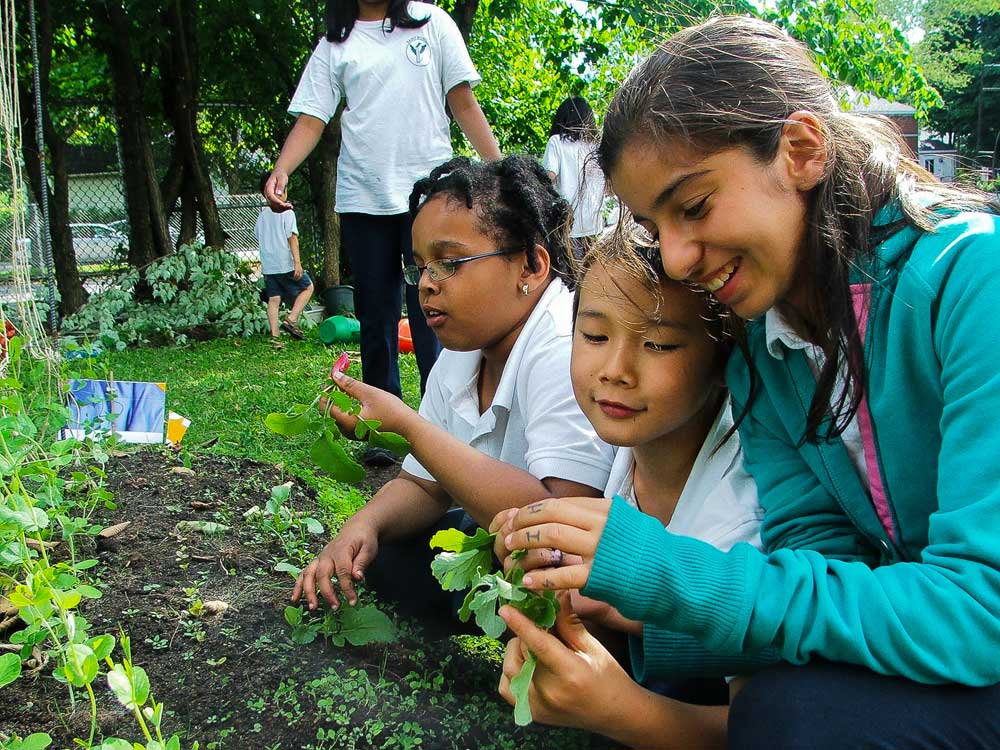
[1,332,611,749]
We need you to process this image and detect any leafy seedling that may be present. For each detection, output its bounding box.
[284,603,396,647]
[429,527,559,726]
[264,354,410,481]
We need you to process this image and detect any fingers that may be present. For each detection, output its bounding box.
[510,547,564,573]
[331,369,361,395]
[519,563,589,592]
[504,521,599,560]
[499,605,574,672]
[551,591,594,651]
[510,497,612,533]
[264,172,292,211]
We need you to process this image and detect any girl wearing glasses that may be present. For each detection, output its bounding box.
[292,155,614,626]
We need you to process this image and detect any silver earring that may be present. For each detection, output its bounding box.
[522,284,530,296]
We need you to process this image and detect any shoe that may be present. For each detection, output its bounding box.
[361,446,398,467]
[281,319,304,340]
[270,337,285,350]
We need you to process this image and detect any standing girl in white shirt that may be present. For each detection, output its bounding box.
[542,97,607,260]
[266,0,501,463]
[292,155,614,627]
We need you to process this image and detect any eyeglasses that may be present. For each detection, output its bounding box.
[403,247,522,286]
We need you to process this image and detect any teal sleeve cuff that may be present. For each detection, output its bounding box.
[630,627,782,683]
[583,495,759,654]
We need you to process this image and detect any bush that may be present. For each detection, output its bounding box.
[62,243,270,349]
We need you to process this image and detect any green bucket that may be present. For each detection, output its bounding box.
[319,315,361,345]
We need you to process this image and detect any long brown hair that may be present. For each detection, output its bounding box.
[598,15,998,442]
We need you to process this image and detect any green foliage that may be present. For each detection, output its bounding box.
[0,339,189,748]
[283,603,396,647]
[264,362,411,483]
[429,527,559,726]
[61,245,270,349]
[916,0,999,154]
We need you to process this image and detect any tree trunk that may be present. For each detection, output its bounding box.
[304,116,342,288]
[160,0,225,247]
[17,0,88,318]
[449,0,480,41]
[318,117,341,287]
[98,0,172,271]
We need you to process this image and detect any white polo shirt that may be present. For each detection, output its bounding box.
[402,280,614,490]
[288,3,480,215]
[606,399,762,551]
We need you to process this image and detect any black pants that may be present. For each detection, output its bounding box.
[340,212,440,397]
[363,508,481,634]
[729,660,1000,749]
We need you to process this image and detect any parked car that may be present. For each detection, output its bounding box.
[70,223,128,266]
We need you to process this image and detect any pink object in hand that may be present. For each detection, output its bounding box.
[331,352,351,379]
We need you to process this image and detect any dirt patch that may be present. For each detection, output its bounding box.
[0,451,607,749]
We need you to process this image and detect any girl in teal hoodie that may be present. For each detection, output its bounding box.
[494,15,1000,750]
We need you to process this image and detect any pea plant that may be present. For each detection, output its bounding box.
[264,353,409,481]
[0,335,190,748]
[429,527,558,726]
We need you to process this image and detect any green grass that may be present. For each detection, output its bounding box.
[90,332,423,516]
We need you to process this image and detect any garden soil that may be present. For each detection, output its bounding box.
[0,451,609,750]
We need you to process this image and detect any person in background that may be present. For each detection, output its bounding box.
[542,96,607,260]
[265,0,501,465]
[255,172,313,348]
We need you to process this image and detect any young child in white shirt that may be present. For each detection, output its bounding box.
[492,230,766,739]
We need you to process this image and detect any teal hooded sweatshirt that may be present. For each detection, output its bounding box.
[583,203,1000,686]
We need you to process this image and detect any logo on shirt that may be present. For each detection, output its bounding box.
[406,36,430,67]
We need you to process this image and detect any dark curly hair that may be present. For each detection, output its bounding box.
[409,155,573,280]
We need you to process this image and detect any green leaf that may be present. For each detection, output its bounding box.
[263,406,312,437]
[290,624,318,645]
[0,651,22,688]
[354,420,369,440]
[77,585,103,600]
[368,429,411,457]
[309,432,365,482]
[303,517,324,535]
[337,604,396,646]
[429,527,495,553]
[88,634,116,661]
[175,520,230,535]
[283,606,303,626]
[11,734,52,750]
[274,562,302,578]
[62,644,98,687]
[326,391,355,414]
[511,651,537,726]
[512,591,560,631]
[92,738,132,750]
[430,548,492,591]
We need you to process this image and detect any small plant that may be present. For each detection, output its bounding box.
[429,527,559,726]
[264,353,409,481]
[283,603,396,647]
[243,482,324,567]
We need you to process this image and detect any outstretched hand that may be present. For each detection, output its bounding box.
[490,497,613,592]
[498,591,637,732]
[321,370,418,439]
[264,170,294,212]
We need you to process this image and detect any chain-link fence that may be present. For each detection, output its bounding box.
[0,160,327,310]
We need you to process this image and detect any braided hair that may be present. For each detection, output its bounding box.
[409,155,573,280]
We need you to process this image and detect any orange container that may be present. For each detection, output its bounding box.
[398,318,414,354]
